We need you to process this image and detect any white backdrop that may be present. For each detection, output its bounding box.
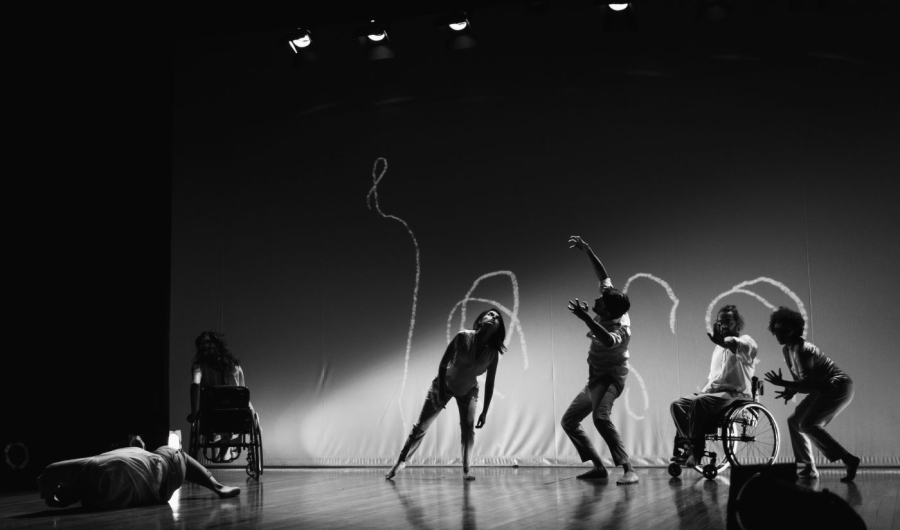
[171,12,900,467]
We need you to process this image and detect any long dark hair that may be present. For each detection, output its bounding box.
[472,308,507,354]
[192,330,241,374]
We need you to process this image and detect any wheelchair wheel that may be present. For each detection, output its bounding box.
[694,433,730,478]
[246,412,263,479]
[667,462,682,478]
[256,413,264,476]
[188,419,200,460]
[702,464,718,480]
[722,402,779,467]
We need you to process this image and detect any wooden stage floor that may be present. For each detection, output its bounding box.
[3,466,897,529]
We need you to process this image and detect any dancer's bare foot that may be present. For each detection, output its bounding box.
[797,465,819,479]
[841,454,861,482]
[616,471,639,485]
[463,472,476,481]
[386,461,406,480]
[215,485,241,498]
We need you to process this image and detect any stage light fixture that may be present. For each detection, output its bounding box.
[288,28,312,52]
[435,12,477,51]
[355,20,395,60]
[598,1,637,31]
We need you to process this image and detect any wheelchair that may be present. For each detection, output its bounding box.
[668,376,780,480]
[188,385,264,479]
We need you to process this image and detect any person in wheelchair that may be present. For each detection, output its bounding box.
[188,330,253,462]
[670,305,758,467]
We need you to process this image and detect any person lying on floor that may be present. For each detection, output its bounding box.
[37,444,240,509]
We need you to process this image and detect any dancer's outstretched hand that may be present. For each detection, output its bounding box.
[568,235,590,252]
[568,298,590,321]
[764,368,786,387]
[774,388,797,404]
[707,322,727,347]
[476,411,487,429]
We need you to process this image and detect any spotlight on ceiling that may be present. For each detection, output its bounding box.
[354,20,395,60]
[599,1,637,31]
[435,12,477,51]
[287,27,319,67]
[288,28,313,52]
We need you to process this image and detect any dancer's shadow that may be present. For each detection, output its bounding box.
[389,480,435,530]
[462,479,477,530]
[670,475,726,529]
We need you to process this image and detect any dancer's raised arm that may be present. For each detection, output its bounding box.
[568,235,609,284]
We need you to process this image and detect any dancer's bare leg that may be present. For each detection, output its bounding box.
[385,459,406,480]
[185,453,240,498]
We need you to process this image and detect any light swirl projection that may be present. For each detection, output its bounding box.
[623,273,679,335]
[618,273,679,421]
[705,277,808,333]
[367,157,420,429]
[445,270,528,369]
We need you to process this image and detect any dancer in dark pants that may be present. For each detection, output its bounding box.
[670,305,758,466]
[764,306,861,481]
[562,235,638,485]
[386,308,506,481]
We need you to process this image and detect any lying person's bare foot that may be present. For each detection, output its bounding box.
[215,485,241,498]
[386,461,406,480]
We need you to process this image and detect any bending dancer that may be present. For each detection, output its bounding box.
[670,305,758,467]
[386,308,506,481]
[188,330,252,460]
[38,445,239,509]
[562,235,639,485]
[764,307,861,481]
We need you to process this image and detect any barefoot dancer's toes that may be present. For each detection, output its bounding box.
[386,462,405,480]
[616,471,639,485]
[463,474,476,481]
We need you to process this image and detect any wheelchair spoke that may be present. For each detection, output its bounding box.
[724,403,780,466]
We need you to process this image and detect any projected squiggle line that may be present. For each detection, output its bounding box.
[367,157,420,429]
[623,361,649,420]
[623,273,679,335]
[617,272,679,420]
[705,277,807,334]
[446,271,528,370]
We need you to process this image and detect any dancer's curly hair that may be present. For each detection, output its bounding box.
[472,308,508,354]
[192,330,241,374]
[767,306,806,337]
[601,287,631,320]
